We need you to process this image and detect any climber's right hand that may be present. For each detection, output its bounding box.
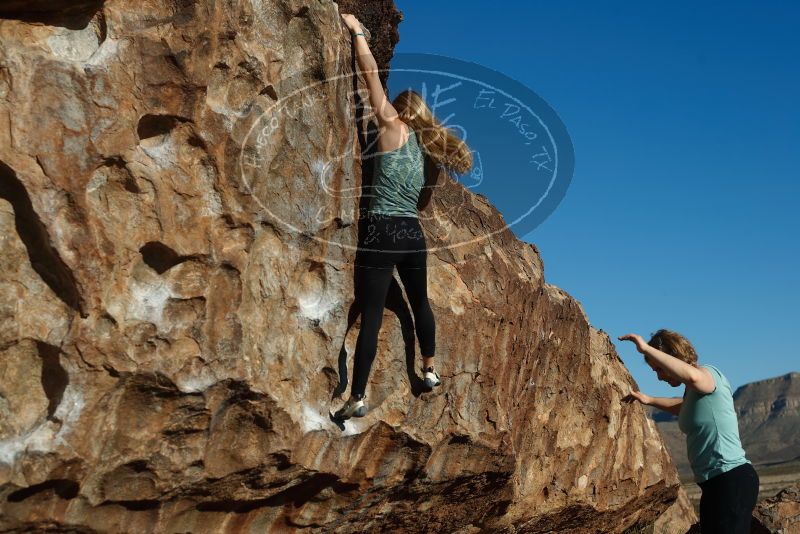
[340,13,361,34]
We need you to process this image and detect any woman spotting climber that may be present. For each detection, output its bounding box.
[620,330,759,534]
[334,14,473,420]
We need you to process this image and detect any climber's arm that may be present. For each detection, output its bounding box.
[417,156,445,211]
[343,14,400,129]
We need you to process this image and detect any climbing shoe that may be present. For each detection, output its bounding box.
[422,366,441,390]
[334,396,367,420]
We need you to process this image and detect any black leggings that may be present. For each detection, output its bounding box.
[698,462,759,534]
[351,213,435,398]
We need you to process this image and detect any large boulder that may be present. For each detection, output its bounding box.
[0,0,694,531]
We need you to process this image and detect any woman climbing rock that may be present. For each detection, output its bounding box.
[620,329,759,534]
[334,13,473,420]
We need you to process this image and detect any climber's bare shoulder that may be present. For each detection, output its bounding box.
[363,73,400,130]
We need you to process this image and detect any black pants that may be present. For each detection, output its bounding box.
[351,213,435,398]
[698,462,759,534]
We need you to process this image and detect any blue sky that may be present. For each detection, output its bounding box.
[392,1,800,397]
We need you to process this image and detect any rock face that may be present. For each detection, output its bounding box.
[654,372,800,477]
[0,0,694,532]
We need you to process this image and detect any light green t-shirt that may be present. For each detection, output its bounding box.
[678,364,749,483]
[367,128,425,218]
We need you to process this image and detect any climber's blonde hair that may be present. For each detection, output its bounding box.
[648,329,699,366]
[392,89,473,175]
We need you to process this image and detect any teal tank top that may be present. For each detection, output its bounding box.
[678,364,749,483]
[368,127,425,217]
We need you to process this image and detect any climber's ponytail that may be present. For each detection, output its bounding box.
[391,89,473,176]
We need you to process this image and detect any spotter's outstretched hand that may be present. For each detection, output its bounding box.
[618,333,649,354]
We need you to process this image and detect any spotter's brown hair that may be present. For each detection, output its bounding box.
[648,329,699,366]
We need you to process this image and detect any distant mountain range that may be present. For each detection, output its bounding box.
[651,372,800,477]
